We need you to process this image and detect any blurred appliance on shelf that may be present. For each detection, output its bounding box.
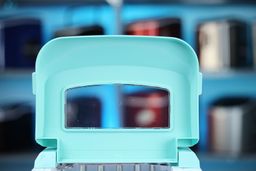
[0,17,42,69]
[66,97,102,128]
[54,25,104,37]
[125,18,181,38]
[208,97,256,156]
[123,89,169,128]
[197,20,248,72]
[0,103,37,152]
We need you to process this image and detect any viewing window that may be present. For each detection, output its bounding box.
[65,84,170,129]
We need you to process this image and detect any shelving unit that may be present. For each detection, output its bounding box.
[1,2,256,147]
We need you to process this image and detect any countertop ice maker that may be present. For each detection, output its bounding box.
[31,36,202,171]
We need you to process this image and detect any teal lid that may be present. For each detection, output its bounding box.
[33,36,202,164]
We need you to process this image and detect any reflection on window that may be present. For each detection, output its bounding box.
[123,90,169,128]
[65,84,170,129]
[66,97,101,128]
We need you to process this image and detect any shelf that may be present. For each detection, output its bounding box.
[202,70,256,77]
[0,152,37,171]
[0,69,34,75]
[0,70,34,105]
[198,153,256,171]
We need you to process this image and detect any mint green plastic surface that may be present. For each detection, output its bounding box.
[32,36,202,165]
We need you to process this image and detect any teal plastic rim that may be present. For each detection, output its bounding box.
[33,36,202,164]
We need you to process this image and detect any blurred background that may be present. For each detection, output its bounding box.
[0,0,256,171]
